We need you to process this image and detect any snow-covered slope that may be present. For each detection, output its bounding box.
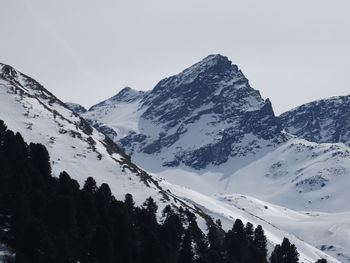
[0,62,341,262]
[0,63,155,204]
[279,95,350,146]
[160,182,342,263]
[144,138,350,212]
[84,54,285,169]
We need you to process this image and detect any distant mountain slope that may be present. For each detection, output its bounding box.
[279,95,350,146]
[84,55,285,170]
[137,137,350,213]
[83,87,149,141]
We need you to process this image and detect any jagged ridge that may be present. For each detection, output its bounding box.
[279,95,350,146]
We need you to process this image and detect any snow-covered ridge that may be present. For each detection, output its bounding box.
[279,95,350,146]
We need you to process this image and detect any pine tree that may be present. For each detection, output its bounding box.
[270,238,299,263]
[270,244,282,263]
[178,230,194,263]
[98,183,113,204]
[254,225,268,262]
[208,225,222,251]
[244,222,254,244]
[143,196,158,215]
[162,211,184,254]
[46,195,77,233]
[83,176,97,193]
[58,171,80,196]
[124,193,135,213]
[29,143,51,178]
[281,238,299,263]
[3,131,27,161]
[92,225,114,263]
[0,120,6,150]
[233,219,245,239]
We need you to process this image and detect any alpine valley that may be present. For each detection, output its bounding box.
[0,55,348,262]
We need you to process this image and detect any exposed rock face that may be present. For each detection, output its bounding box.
[84,55,285,169]
[279,95,350,146]
[65,102,87,115]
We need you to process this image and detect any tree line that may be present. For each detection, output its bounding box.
[0,120,325,263]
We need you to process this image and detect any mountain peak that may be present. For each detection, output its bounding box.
[106,86,146,103]
[196,54,231,67]
[89,87,147,111]
[0,63,18,79]
[116,86,140,98]
[175,54,238,83]
[147,54,246,101]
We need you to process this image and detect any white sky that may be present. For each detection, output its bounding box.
[1,0,349,114]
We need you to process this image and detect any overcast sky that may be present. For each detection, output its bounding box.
[1,0,349,114]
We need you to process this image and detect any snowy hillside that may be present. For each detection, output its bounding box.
[160,182,346,263]
[0,62,203,214]
[279,95,350,146]
[143,138,350,212]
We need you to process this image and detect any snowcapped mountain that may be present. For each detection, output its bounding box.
[279,95,350,146]
[82,55,350,262]
[65,102,87,115]
[84,54,285,170]
[0,61,342,262]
